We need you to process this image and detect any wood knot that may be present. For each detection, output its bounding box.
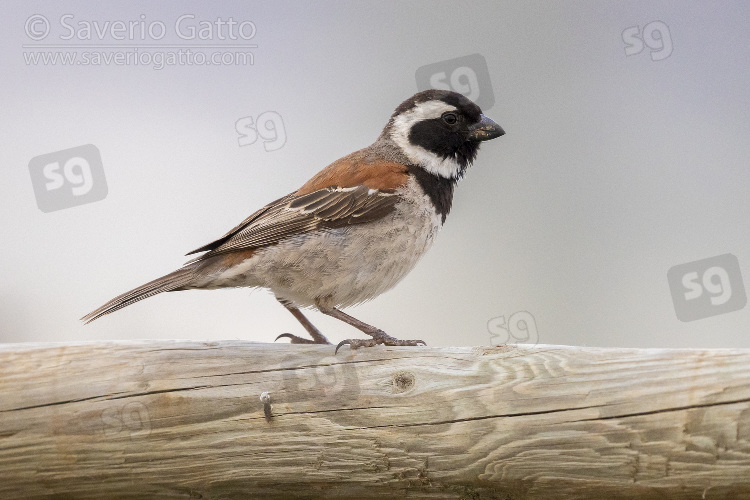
[392,371,415,393]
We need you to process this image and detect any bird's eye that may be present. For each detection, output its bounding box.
[441,112,458,125]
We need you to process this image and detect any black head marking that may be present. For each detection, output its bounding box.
[407,164,455,224]
[378,90,502,224]
[388,90,481,123]
[381,90,486,179]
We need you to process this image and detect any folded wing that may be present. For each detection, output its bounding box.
[186,185,399,259]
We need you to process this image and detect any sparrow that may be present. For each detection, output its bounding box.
[82,89,505,351]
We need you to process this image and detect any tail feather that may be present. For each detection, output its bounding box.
[81,266,196,324]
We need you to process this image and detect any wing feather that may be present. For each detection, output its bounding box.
[187,185,399,259]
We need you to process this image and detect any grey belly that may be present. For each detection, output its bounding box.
[208,202,441,308]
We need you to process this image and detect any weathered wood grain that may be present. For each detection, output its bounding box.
[1,341,750,499]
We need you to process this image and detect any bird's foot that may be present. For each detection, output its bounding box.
[275,333,332,345]
[335,330,426,354]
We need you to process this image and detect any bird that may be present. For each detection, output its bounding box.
[82,89,505,352]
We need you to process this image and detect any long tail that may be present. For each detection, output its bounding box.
[81,265,197,324]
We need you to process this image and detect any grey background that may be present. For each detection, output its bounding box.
[2,1,749,348]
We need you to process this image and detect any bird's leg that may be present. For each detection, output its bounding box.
[315,305,426,353]
[275,298,331,344]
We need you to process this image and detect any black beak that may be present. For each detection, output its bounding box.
[467,114,505,141]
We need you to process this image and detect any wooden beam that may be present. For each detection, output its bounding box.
[1,341,749,499]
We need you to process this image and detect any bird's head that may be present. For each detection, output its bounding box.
[381,89,505,180]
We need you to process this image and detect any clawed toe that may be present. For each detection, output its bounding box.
[275,333,318,344]
[335,339,349,354]
[392,339,427,347]
[335,338,378,353]
[278,328,426,351]
[381,338,426,347]
[335,334,426,353]
[370,330,426,348]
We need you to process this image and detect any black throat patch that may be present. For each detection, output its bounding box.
[407,164,455,224]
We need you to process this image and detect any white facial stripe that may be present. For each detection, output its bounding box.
[396,100,457,123]
[396,141,463,179]
[389,100,463,179]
